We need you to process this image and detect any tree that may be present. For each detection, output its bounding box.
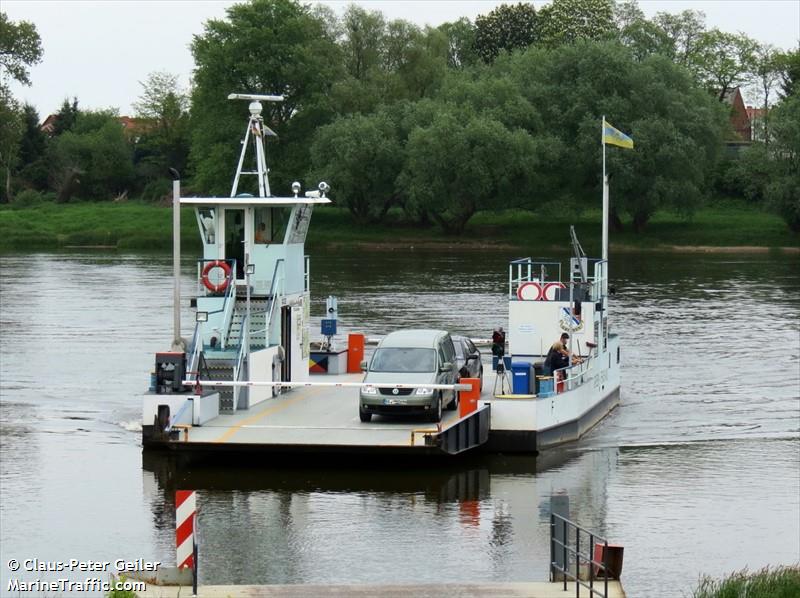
[190,0,343,194]
[399,107,537,234]
[615,1,673,62]
[309,110,403,224]
[776,49,800,99]
[383,19,422,72]
[0,12,42,201]
[340,5,386,80]
[694,29,758,101]
[474,3,538,63]
[537,0,615,48]
[133,72,188,135]
[493,41,726,230]
[16,103,48,190]
[52,97,79,136]
[0,12,43,87]
[751,44,782,144]
[47,111,135,202]
[764,94,800,231]
[133,71,191,182]
[651,9,706,69]
[0,91,22,202]
[438,18,478,69]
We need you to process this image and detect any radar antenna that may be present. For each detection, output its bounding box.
[228,92,284,197]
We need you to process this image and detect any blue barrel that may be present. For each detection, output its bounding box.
[538,376,555,397]
[511,362,532,394]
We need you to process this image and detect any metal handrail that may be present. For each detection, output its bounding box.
[219,261,238,349]
[194,258,237,348]
[262,259,284,347]
[166,400,192,433]
[185,325,202,385]
[508,259,563,298]
[508,258,610,301]
[231,314,248,410]
[554,357,594,393]
[550,513,611,598]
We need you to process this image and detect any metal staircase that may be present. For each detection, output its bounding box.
[204,359,236,412]
[201,297,274,413]
[227,298,271,350]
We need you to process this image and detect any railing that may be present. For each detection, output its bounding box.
[509,258,610,303]
[185,324,203,387]
[592,260,608,301]
[219,264,238,349]
[231,314,248,410]
[508,258,562,299]
[554,356,594,393]
[550,513,612,598]
[262,259,285,347]
[194,258,238,349]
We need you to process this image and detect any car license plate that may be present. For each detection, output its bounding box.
[384,398,400,405]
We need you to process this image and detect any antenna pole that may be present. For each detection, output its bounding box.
[602,116,609,264]
[171,175,183,351]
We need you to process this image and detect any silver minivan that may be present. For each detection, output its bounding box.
[359,329,459,423]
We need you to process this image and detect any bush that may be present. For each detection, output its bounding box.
[140,178,173,202]
[11,189,55,208]
[693,565,800,598]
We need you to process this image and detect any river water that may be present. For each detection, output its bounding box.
[1,248,798,597]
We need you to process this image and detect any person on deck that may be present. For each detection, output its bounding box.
[545,333,571,374]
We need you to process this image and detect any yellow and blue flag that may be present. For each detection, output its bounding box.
[602,119,634,149]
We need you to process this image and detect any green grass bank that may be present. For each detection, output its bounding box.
[693,565,800,598]
[1,200,797,253]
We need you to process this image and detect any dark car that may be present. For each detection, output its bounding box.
[452,335,483,391]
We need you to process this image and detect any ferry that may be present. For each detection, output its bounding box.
[141,94,620,456]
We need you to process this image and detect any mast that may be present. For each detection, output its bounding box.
[170,171,184,351]
[601,116,609,264]
[227,93,284,198]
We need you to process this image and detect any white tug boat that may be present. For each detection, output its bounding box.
[141,94,620,456]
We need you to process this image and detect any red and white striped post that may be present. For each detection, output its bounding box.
[176,490,198,594]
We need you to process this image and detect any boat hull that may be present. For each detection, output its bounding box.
[484,385,620,453]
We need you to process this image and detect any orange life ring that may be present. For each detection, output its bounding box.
[201,260,231,293]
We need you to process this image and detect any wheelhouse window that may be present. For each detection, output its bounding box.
[254,207,290,244]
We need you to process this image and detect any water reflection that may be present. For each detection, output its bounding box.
[142,449,618,585]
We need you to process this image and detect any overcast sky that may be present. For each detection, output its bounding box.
[4,0,799,116]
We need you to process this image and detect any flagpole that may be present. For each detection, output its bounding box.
[602,116,609,264]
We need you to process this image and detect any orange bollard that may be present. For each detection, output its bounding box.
[347,333,365,373]
[459,378,480,418]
